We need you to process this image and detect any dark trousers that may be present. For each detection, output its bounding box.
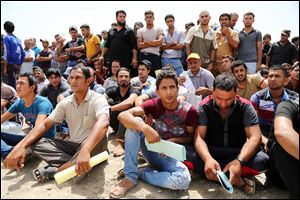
[138,52,160,78]
[5,63,19,89]
[269,143,299,199]
[187,145,269,177]
[109,110,126,138]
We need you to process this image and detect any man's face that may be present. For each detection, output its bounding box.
[219,16,230,27]
[69,68,89,93]
[156,78,178,105]
[29,38,36,48]
[16,77,34,98]
[42,41,49,48]
[268,69,288,90]
[165,17,175,29]
[199,11,211,26]
[213,88,236,110]
[70,30,78,40]
[116,13,126,26]
[138,65,149,79]
[33,70,43,80]
[24,40,31,50]
[230,15,238,28]
[101,32,108,40]
[145,14,154,26]
[117,70,130,88]
[111,61,120,76]
[280,33,289,43]
[48,74,61,88]
[187,58,201,74]
[264,36,271,45]
[80,28,89,37]
[221,58,232,72]
[290,66,299,81]
[233,65,247,82]
[243,14,254,27]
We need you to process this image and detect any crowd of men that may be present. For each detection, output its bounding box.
[1,9,299,199]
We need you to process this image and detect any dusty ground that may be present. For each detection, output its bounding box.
[1,131,289,199]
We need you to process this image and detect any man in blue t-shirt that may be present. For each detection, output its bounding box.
[2,21,25,89]
[1,73,55,160]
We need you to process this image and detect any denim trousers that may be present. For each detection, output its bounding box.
[161,57,184,76]
[124,119,191,190]
[1,131,25,159]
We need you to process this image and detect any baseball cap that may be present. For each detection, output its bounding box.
[69,26,77,32]
[186,53,201,61]
[281,29,291,37]
[138,59,152,69]
[40,39,49,44]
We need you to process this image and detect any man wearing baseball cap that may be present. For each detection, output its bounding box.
[36,38,52,74]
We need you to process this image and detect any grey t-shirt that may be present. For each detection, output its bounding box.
[137,26,163,56]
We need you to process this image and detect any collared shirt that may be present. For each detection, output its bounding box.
[250,87,299,136]
[215,28,239,62]
[187,68,214,90]
[162,27,185,58]
[49,89,110,143]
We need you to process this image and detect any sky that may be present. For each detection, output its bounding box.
[1,1,299,47]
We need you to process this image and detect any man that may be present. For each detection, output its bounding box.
[100,10,138,77]
[36,39,53,74]
[3,21,25,89]
[40,68,70,108]
[103,60,121,90]
[32,67,49,95]
[52,34,68,75]
[220,55,234,74]
[3,65,110,184]
[262,33,272,65]
[237,12,262,74]
[232,60,268,100]
[184,10,217,72]
[1,73,55,160]
[110,69,197,198]
[285,61,299,93]
[137,10,163,78]
[105,68,140,157]
[268,98,299,199]
[1,78,19,115]
[178,53,214,101]
[161,14,185,76]
[193,73,269,195]
[229,12,239,32]
[214,13,239,76]
[250,65,298,149]
[63,26,85,77]
[29,37,41,67]
[266,30,298,67]
[130,60,156,94]
[80,24,101,68]
[20,39,35,74]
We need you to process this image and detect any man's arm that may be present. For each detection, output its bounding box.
[75,113,110,175]
[137,36,150,49]
[256,41,263,70]
[274,116,299,160]
[144,34,163,47]
[111,93,139,112]
[1,111,15,123]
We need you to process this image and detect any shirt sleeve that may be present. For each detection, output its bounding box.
[275,100,297,120]
[186,105,198,127]
[140,98,157,116]
[243,103,259,127]
[184,26,195,44]
[197,105,208,126]
[7,99,21,114]
[256,31,262,42]
[94,95,110,118]
[48,99,65,123]
[36,98,53,115]
[250,93,260,110]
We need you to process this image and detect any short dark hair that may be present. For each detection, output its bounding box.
[292,61,299,70]
[156,68,178,90]
[4,21,15,33]
[263,33,272,40]
[269,65,289,77]
[291,36,299,44]
[244,12,255,18]
[231,60,248,72]
[80,24,90,29]
[219,13,231,21]
[213,73,238,92]
[70,63,91,79]
[116,67,130,77]
[165,14,174,21]
[116,10,126,17]
[145,10,154,16]
[46,68,61,78]
[19,73,38,94]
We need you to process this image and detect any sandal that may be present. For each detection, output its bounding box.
[32,165,57,183]
[240,176,256,195]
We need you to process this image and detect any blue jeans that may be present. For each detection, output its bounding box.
[124,118,191,190]
[245,62,257,75]
[161,57,184,76]
[1,132,25,159]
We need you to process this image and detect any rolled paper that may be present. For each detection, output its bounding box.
[54,151,109,185]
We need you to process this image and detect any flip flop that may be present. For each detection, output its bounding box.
[32,165,57,183]
[240,176,256,195]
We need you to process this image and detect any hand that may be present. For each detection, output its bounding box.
[178,76,186,86]
[256,63,262,72]
[195,87,206,96]
[4,146,26,171]
[132,58,138,69]
[222,25,230,36]
[204,158,221,181]
[75,147,91,175]
[207,63,213,71]
[143,125,160,144]
[223,159,242,186]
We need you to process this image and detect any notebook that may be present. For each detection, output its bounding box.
[216,170,233,193]
[145,139,186,161]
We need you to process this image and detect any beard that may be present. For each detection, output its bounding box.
[117,20,126,26]
[120,81,129,88]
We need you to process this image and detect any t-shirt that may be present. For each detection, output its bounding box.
[85,34,100,59]
[3,34,25,65]
[130,76,156,95]
[137,26,163,56]
[237,74,265,100]
[105,86,140,105]
[63,38,85,61]
[8,96,55,138]
[140,98,198,140]
[20,49,35,73]
[103,77,118,90]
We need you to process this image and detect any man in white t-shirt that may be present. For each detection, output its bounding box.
[20,39,35,74]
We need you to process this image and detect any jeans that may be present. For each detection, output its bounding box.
[124,117,191,190]
[161,57,184,76]
[245,62,257,75]
[1,131,25,159]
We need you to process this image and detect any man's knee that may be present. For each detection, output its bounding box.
[170,170,191,190]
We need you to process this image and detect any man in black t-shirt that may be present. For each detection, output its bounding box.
[105,68,140,156]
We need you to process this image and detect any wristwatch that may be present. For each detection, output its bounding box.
[236,157,246,166]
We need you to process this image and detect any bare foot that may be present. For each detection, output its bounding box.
[110,178,135,198]
[113,142,125,157]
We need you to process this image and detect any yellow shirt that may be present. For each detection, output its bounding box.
[85,34,100,59]
[215,28,238,63]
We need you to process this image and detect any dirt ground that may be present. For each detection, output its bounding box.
[1,131,289,199]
